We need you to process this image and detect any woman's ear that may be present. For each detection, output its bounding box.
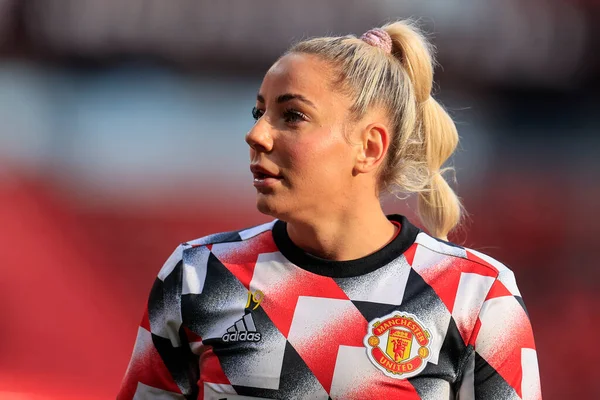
[354,123,390,174]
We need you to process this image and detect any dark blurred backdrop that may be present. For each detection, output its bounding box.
[1,1,599,399]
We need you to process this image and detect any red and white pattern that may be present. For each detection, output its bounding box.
[118,216,541,399]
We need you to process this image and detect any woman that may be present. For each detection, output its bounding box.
[118,21,541,400]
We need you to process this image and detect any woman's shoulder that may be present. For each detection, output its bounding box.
[181,220,278,249]
[413,231,519,285]
[411,231,524,312]
[156,220,278,280]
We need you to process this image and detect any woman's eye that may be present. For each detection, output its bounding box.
[283,109,308,124]
[252,107,264,121]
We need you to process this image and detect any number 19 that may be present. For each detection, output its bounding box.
[245,289,264,310]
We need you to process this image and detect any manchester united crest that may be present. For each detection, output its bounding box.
[364,312,433,379]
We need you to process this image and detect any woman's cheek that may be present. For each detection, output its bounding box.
[284,128,348,176]
[284,138,318,169]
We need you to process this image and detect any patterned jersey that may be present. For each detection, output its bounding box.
[117,215,541,400]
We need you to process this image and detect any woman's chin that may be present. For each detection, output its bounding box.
[255,195,281,218]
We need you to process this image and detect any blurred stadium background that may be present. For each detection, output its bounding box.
[1,1,599,399]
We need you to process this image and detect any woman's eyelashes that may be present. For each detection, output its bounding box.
[251,106,308,125]
[283,108,308,124]
[252,106,264,121]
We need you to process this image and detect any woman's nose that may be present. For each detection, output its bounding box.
[245,119,274,153]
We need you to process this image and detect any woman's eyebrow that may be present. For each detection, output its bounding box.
[256,93,316,109]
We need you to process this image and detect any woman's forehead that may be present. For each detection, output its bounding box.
[259,53,335,100]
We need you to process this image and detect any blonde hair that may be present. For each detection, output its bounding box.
[289,20,462,240]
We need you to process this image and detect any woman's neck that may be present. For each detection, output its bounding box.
[285,205,397,261]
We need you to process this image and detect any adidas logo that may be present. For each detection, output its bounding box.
[221,313,262,343]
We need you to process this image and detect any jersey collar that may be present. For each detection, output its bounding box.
[272,214,420,278]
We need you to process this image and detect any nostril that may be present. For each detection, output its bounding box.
[248,142,268,153]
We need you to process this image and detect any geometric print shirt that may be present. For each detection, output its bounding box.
[117,215,541,399]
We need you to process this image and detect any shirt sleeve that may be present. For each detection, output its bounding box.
[457,269,542,400]
[117,245,199,400]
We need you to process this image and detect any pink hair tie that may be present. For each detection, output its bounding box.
[360,28,392,54]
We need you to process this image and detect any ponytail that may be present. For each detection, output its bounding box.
[416,99,461,240]
[384,21,462,240]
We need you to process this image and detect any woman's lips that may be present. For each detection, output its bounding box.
[253,174,282,188]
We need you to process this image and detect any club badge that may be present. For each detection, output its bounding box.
[364,312,433,379]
